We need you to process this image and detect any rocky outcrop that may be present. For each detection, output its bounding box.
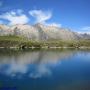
[34,23,81,41]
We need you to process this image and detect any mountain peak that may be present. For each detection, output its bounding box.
[0,24,89,40]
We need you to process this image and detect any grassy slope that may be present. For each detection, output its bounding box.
[0,35,90,48]
[0,35,26,47]
[0,35,43,48]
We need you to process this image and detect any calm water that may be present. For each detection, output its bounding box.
[0,49,90,90]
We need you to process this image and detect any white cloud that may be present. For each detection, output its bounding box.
[0,9,29,25]
[0,9,61,27]
[29,9,61,27]
[29,9,52,23]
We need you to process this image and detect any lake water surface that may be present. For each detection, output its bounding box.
[0,49,90,90]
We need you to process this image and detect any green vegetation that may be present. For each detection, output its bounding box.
[0,35,90,49]
[0,35,42,48]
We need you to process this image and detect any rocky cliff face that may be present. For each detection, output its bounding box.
[34,23,81,41]
[0,24,86,41]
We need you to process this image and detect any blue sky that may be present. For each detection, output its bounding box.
[0,0,90,33]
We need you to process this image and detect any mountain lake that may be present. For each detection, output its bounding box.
[0,48,90,90]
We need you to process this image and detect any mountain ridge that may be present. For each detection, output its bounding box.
[0,24,90,41]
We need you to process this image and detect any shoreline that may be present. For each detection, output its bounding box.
[0,46,90,49]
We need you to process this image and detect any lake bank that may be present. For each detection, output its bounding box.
[0,46,90,50]
[0,35,90,49]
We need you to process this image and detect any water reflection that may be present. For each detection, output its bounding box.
[0,49,76,78]
[0,49,90,90]
[0,49,76,64]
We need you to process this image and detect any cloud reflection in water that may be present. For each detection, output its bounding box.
[0,50,75,79]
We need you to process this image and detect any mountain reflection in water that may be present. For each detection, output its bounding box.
[0,49,75,78]
[0,49,90,90]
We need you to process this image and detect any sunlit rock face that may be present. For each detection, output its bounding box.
[34,23,81,41]
[0,24,82,41]
[10,24,40,40]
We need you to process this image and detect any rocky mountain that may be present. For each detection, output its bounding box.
[34,23,81,41]
[0,23,88,41]
[80,33,90,40]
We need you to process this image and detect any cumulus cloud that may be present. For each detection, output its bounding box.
[0,9,61,27]
[0,9,29,25]
[29,9,61,27]
[29,10,52,23]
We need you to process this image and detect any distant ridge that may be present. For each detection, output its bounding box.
[0,24,90,41]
